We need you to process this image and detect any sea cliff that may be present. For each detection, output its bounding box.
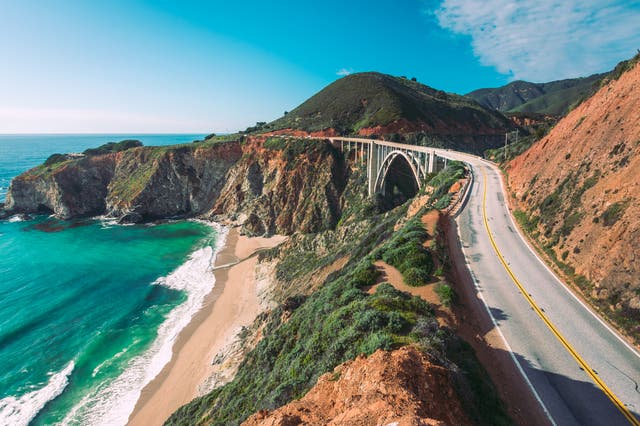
[4,137,350,235]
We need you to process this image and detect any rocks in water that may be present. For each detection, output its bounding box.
[117,212,143,224]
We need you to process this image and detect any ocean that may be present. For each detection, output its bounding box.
[0,134,225,425]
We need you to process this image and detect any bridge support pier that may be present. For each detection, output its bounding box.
[368,143,378,196]
[428,151,435,174]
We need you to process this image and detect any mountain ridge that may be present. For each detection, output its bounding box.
[466,73,606,116]
[260,72,515,153]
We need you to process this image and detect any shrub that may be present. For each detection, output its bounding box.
[378,219,434,285]
[403,267,430,287]
[83,139,142,156]
[601,201,628,226]
[435,283,456,307]
[433,193,452,210]
[44,153,67,166]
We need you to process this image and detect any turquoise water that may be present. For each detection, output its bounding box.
[0,135,224,425]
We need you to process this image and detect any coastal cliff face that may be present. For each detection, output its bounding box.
[5,142,242,221]
[4,137,350,234]
[507,57,640,339]
[106,143,242,221]
[209,138,346,235]
[6,154,117,218]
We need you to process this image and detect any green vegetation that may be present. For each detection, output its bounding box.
[485,128,551,163]
[378,218,433,286]
[603,52,640,84]
[513,210,539,234]
[467,73,606,116]
[196,133,244,144]
[108,146,172,202]
[600,201,629,226]
[428,160,465,207]
[168,207,509,425]
[169,261,431,424]
[267,72,511,135]
[469,52,640,117]
[82,139,142,156]
[531,169,600,240]
[514,196,640,344]
[433,193,452,210]
[435,283,456,307]
[43,153,68,166]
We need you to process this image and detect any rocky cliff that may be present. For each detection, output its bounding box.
[243,347,470,426]
[208,137,347,235]
[3,137,352,235]
[507,55,640,340]
[5,141,242,222]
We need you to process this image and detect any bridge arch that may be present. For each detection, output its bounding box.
[374,150,421,200]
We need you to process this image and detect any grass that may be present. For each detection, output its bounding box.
[467,72,605,116]
[167,203,510,426]
[267,72,511,136]
[427,161,465,208]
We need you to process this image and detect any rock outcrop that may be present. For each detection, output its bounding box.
[209,138,346,235]
[243,346,470,426]
[507,56,640,338]
[3,137,350,235]
[5,154,117,218]
[5,142,242,222]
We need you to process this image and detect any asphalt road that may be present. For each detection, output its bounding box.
[437,150,640,425]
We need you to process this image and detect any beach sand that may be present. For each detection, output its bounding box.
[128,227,287,426]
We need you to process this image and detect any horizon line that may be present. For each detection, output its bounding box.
[0,132,222,136]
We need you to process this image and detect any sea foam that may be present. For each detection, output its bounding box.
[61,222,227,426]
[0,361,75,426]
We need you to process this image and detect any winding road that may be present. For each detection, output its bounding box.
[437,149,640,425]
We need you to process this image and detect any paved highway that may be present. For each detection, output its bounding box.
[436,149,640,425]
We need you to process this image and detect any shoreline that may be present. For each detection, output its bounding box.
[128,227,286,426]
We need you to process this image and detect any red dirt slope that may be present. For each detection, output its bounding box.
[242,346,470,426]
[507,57,640,341]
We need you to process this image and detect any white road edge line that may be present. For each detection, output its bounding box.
[438,148,640,360]
[489,162,640,360]
[455,165,557,426]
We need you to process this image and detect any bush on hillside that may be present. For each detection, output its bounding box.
[83,139,143,156]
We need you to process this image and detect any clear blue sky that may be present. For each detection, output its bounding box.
[1,0,638,133]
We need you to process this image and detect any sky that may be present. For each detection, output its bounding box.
[0,0,638,133]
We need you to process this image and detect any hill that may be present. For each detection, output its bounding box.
[507,53,640,342]
[263,72,514,153]
[467,73,605,116]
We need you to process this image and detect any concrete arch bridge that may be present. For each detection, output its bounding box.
[328,137,455,197]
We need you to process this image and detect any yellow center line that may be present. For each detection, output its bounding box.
[480,167,639,425]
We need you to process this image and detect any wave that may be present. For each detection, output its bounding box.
[7,214,27,223]
[62,222,228,426]
[0,361,75,426]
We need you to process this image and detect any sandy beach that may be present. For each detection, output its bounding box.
[128,227,287,426]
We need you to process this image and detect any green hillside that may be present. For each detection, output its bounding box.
[268,72,513,135]
[466,73,605,116]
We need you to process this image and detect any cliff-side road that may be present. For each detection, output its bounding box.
[438,149,640,425]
